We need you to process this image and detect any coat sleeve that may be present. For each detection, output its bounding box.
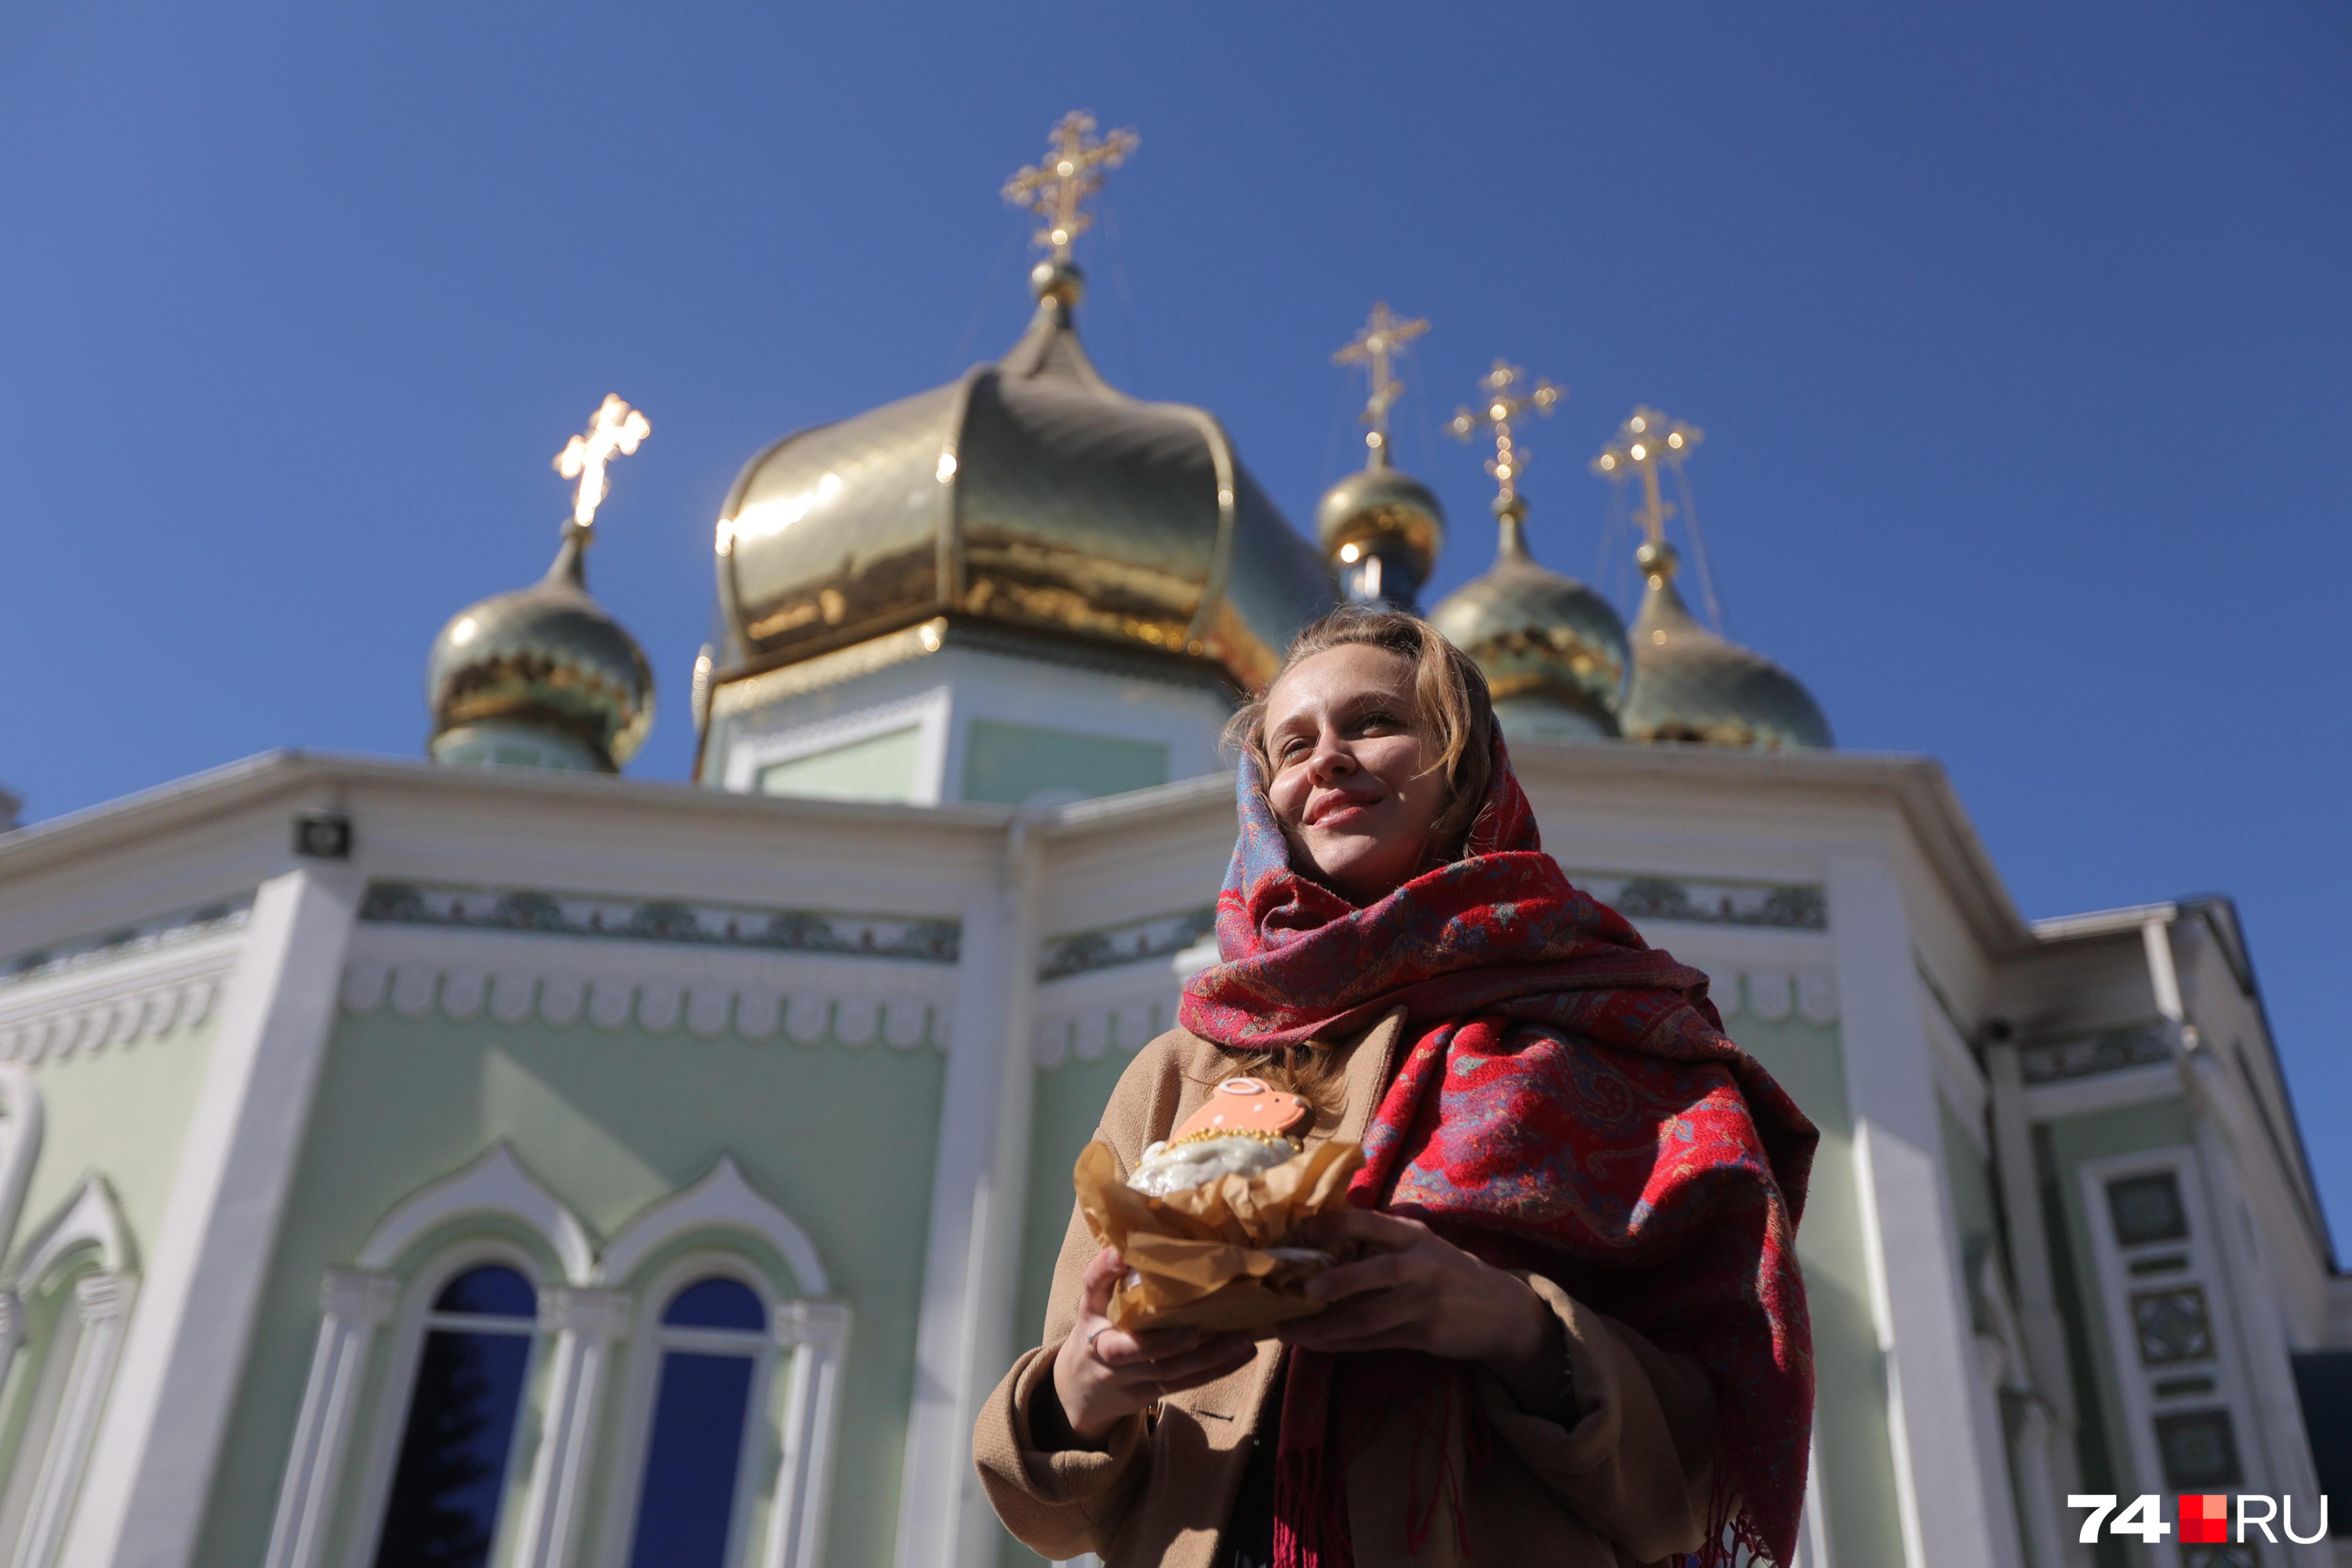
[1472,1275,1719,1565]
[971,1190,1153,1559]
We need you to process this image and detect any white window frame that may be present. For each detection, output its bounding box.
[0,1176,135,1568]
[339,1240,551,1568]
[2077,1146,2261,1550]
[267,1142,593,1568]
[590,1159,848,1568]
[597,1255,778,1568]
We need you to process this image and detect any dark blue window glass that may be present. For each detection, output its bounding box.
[433,1265,537,1318]
[372,1330,532,1568]
[626,1352,758,1568]
[662,1277,765,1331]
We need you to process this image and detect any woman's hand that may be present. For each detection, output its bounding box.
[1046,1247,1258,1446]
[1276,1210,1564,1408]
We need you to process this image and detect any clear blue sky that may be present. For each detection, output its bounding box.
[5,7,2347,1241]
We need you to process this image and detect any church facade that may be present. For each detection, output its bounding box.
[0,115,2343,1568]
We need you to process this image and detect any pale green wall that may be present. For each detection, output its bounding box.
[11,1018,220,1275]
[194,1006,947,1568]
[960,721,1166,807]
[758,725,924,803]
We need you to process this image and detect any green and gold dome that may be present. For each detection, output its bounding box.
[1594,407,1831,751]
[1428,361,1628,739]
[427,397,657,773]
[1620,540,1830,749]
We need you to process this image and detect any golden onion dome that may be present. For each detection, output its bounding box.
[426,528,655,771]
[713,262,1334,694]
[1429,497,1628,738]
[1315,445,1445,609]
[1621,541,1831,750]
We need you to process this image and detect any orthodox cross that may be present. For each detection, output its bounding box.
[1002,111,1140,263]
[554,394,652,531]
[1333,302,1429,459]
[1591,406,1703,543]
[1448,360,1563,506]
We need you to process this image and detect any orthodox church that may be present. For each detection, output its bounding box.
[0,113,2343,1568]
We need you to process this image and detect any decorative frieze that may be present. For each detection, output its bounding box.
[1037,907,1216,982]
[2020,1023,2173,1084]
[0,897,252,991]
[1568,873,1828,932]
[359,882,960,965]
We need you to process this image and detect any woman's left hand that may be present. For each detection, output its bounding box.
[1276,1209,1564,1406]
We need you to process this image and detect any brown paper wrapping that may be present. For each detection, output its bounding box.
[1073,1138,1365,1334]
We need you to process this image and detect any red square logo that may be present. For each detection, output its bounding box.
[2180,1494,2230,1544]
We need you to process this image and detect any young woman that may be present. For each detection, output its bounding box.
[975,608,1817,1568]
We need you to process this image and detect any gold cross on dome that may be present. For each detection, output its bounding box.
[554,394,652,531]
[1591,405,1703,543]
[1002,111,1140,263]
[1334,302,1430,453]
[1449,360,1563,504]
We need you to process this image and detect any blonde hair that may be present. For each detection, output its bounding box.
[1225,605,1496,847]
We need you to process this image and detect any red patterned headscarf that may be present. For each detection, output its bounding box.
[1178,734,1817,1567]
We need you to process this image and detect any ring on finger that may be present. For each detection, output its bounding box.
[1087,1326,1112,1365]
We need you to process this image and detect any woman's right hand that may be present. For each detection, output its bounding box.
[1047,1247,1257,1445]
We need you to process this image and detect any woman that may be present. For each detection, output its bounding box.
[975,608,1817,1567]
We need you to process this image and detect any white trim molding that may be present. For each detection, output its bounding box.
[597,1158,829,1296]
[339,1240,553,1568]
[10,1272,136,1568]
[340,931,953,1054]
[64,865,361,1568]
[1828,853,2004,1568]
[262,1271,399,1568]
[514,1287,633,1568]
[9,1178,132,1294]
[355,1143,595,1287]
[768,1300,851,1568]
[0,936,236,1066]
[0,1173,138,1568]
[0,1067,46,1267]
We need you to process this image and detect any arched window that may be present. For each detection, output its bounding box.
[625,1276,769,1568]
[372,1265,539,1568]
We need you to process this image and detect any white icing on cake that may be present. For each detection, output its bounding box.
[1126,1134,1297,1198]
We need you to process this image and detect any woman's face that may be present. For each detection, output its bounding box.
[1261,644,1452,904]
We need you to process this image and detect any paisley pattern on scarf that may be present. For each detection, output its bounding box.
[1179,735,1817,1567]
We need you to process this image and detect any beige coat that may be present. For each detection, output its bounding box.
[973,1008,1719,1566]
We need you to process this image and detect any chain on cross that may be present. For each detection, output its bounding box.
[1592,405,1703,543]
[1450,360,1563,504]
[554,394,652,531]
[1002,111,1140,263]
[1334,302,1430,455]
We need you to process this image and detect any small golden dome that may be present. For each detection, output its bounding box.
[1428,498,1628,737]
[427,530,655,771]
[714,265,1334,693]
[1315,448,1445,604]
[1621,541,1830,750]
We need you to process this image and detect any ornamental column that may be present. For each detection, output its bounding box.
[263,1269,401,1568]
[766,1300,853,1568]
[514,1287,633,1568]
